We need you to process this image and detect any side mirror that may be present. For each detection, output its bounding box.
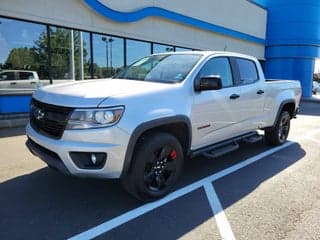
[195,75,222,91]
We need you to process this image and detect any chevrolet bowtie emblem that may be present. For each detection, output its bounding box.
[34,108,45,120]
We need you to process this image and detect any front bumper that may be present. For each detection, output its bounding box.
[26,123,130,179]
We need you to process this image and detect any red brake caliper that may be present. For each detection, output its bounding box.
[170,150,177,160]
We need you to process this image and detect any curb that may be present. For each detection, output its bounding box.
[301,97,320,103]
[0,113,29,129]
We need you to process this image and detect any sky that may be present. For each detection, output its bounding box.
[315,59,320,73]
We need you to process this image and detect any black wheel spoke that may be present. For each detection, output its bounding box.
[159,146,171,159]
[155,174,165,188]
[144,171,155,185]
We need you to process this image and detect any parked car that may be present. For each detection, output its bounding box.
[0,70,40,90]
[26,51,302,201]
[313,81,320,94]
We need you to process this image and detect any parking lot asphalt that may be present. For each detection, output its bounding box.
[0,101,320,240]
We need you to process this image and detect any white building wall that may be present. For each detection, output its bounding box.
[0,0,267,58]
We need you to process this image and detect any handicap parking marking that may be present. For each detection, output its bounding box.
[69,140,294,240]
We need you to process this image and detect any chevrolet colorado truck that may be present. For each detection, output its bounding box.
[26,51,301,201]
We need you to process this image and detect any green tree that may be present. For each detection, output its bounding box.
[4,47,36,70]
[4,27,88,80]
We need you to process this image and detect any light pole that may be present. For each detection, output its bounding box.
[101,36,109,76]
[166,47,174,52]
[108,38,114,76]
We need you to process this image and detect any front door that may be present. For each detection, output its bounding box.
[191,57,242,150]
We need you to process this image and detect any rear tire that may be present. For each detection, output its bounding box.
[265,111,290,146]
[121,132,184,202]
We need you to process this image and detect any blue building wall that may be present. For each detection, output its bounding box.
[260,0,320,97]
[0,95,31,114]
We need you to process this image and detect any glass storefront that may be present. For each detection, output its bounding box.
[153,44,174,54]
[0,16,195,96]
[93,34,124,78]
[126,39,151,66]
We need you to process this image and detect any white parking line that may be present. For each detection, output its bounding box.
[204,182,236,240]
[69,141,294,240]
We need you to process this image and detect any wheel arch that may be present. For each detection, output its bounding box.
[271,100,296,128]
[121,115,192,177]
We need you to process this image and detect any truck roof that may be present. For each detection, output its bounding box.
[152,50,258,61]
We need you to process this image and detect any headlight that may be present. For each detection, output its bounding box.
[66,106,124,129]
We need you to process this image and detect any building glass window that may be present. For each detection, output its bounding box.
[0,17,48,93]
[49,26,75,82]
[153,44,174,54]
[73,31,91,80]
[126,39,151,65]
[93,34,124,78]
[175,47,192,52]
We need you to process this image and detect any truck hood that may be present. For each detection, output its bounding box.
[33,79,174,107]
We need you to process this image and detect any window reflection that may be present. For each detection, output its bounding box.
[0,16,194,96]
[153,44,174,54]
[175,47,192,52]
[93,34,124,78]
[49,26,74,82]
[126,40,151,66]
[73,31,91,80]
[0,18,48,93]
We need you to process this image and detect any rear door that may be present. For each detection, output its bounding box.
[230,57,265,134]
[191,57,243,149]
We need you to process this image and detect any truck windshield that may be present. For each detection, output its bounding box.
[116,54,202,83]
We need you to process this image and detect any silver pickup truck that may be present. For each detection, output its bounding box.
[26,51,301,201]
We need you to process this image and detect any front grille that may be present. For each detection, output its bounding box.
[30,98,73,139]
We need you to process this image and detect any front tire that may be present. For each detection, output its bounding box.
[265,111,291,146]
[121,132,184,202]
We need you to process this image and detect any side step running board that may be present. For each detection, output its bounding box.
[242,133,262,143]
[201,142,239,159]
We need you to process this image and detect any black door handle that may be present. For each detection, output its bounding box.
[257,90,264,95]
[10,82,17,85]
[230,94,240,99]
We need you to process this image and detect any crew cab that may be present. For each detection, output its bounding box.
[26,51,301,201]
[0,70,40,90]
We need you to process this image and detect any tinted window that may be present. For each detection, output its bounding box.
[198,57,233,87]
[0,72,15,81]
[236,58,258,84]
[19,72,34,80]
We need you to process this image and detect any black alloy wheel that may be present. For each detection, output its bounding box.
[121,132,184,202]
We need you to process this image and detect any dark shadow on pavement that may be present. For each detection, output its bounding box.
[214,143,305,210]
[299,101,320,116]
[0,141,305,240]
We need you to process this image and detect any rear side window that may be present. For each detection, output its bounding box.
[235,58,258,84]
[19,72,34,80]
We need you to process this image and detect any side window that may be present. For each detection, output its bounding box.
[197,57,233,87]
[19,72,34,80]
[0,72,15,81]
[235,58,258,84]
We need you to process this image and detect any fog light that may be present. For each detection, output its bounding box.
[91,153,97,164]
[70,152,107,169]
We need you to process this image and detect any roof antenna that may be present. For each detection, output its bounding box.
[224,45,227,51]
